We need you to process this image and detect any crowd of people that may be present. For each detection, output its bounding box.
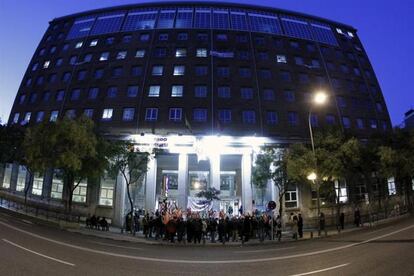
[123,206,298,244]
[86,215,109,231]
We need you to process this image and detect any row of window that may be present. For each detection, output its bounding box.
[11,108,387,130]
[18,85,384,114]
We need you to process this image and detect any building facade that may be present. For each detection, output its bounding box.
[2,2,392,226]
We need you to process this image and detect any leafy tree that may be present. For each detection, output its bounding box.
[253,147,297,219]
[107,140,150,235]
[378,128,414,211]
[196,187,221,205]
[24,117,102,214]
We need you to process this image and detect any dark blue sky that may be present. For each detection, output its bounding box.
[0,0,412,125]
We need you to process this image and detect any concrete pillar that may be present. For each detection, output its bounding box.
[42,169,53,200]
[10,163,18,192]
[177,153,188,210]
[210,153,221,211]
[113,173,126,227]
[145,158,157,212]
[241,152,253,215]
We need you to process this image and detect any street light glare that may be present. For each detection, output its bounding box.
[307,172,317,181]
[314,92,327,105]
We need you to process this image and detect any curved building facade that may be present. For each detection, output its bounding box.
[2,2,391,225]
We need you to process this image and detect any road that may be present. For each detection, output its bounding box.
[0,210,413,276]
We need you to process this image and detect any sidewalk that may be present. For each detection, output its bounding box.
[67,213,410,247]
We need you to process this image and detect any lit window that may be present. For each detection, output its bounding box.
[43,61,50,69]
[347,31,354,38]
[152,65,163,76]
[12,113,19,124]
[122,108,135,121]
[194,85,207,98]
[196,48,208,57]
[32,173,43,196]
[175,48,187,57]
[387,177,396,195]
[72,181,87,203]
[193,108,207,122]
[173,65,185,76]
[99,52,109,61]
[336,28,343,34]
[1,163,12,188]
[148,86,160,97]
[99,176,115,206]
[16,166,27,192]
[21,112,31,125]
[135,49,145,58]
[276,55,287,63]
[285,186,298,208]
[169,108,182,121]
[90,39,98,47]
[370,119,377,129]
[171,85,184,97]
[75,41,83,48]
[116,51,127,60]
[145,108,158,121]
[242,110,256,124]
[102,109,113,121]
[50,110,59,122]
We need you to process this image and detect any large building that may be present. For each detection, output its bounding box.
[1,2,392,226]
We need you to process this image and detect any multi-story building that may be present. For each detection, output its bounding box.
[1,2,392,226]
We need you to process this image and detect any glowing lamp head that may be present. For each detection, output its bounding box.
[307,172,317,181]
[313,92,327,105]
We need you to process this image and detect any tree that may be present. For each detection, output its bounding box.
[24,117,102,215]
[107,140,150,235]
[196,187,221,205]
[378,128,414,211]
[253,147,297,219]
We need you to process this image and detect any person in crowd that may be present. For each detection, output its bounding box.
[298,213,303,238]
[292,215,298,240]
[225,216,231,242]
[209,218,217,243]
[218,218,225,244]
[275,215,282,241]
[100,217,109,231]
[319,212,326,235]
[201,218,208,245]
[354,208,361,227]
[176,217,186,243]
[340,212,345,230]
[194,216,203,244]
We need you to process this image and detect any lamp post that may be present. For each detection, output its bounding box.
[308,91,327,236]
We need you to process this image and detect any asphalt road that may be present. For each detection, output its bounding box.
[0,211,413,276]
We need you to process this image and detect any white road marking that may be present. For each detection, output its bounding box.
[89,241,143,250]
[234,246,296,253]
[288,263,350,276]
[2,238,75,267]
[21,219,33,225]
[0,221,412,264]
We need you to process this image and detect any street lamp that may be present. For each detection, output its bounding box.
[308,91,327,235]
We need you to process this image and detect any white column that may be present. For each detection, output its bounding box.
[210,153,221,211]
[113,173,127,227]
[177,153,188,210]
[145,158,157,212]
[241,152,253,215]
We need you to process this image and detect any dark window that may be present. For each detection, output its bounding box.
[193,108,207,122]
[194,85,207,98]
[236,34,248,43]
[280,71,291,81]
[94,69,104,79]
[266,111,278,125]
[29,93,37,104]
[239,67,251,78]
[56,90,65,101]
[263,89,275,101]
[127,86,139,97]
[62,72,71,82]
[140,33,150,41]
[254,37,265,45]
[284,90,295,102]
[218,109,231,123]
[238,51,250,60]
[197,33,208,41]
[177,32,188,41]
[112,67,123,78]
[307,44,316,52]
[216,34,228,41]
[70,89,80,101]
[326,114,336,125]
[257,52,268,60]
[259,69,271,79]
[154,48,167,58]
[131,66,143,76]
[122,35,132,43]
[242,110,256,124]
[107,87,118,98]
[48,73,57,83]
[241,87,253,100]
[158,33,169,41]
[42,91,51,102]
[288,111,298,126]
[218,86,231,98]
[105,37,115,45]
[299,73,309,83]
[36,76,44,85]
[195,66,208,76]
[217,67,230,77]
[122,108,135,121]
[77,70,87,81]
[88,88,99,99]
[290,41,299,49]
